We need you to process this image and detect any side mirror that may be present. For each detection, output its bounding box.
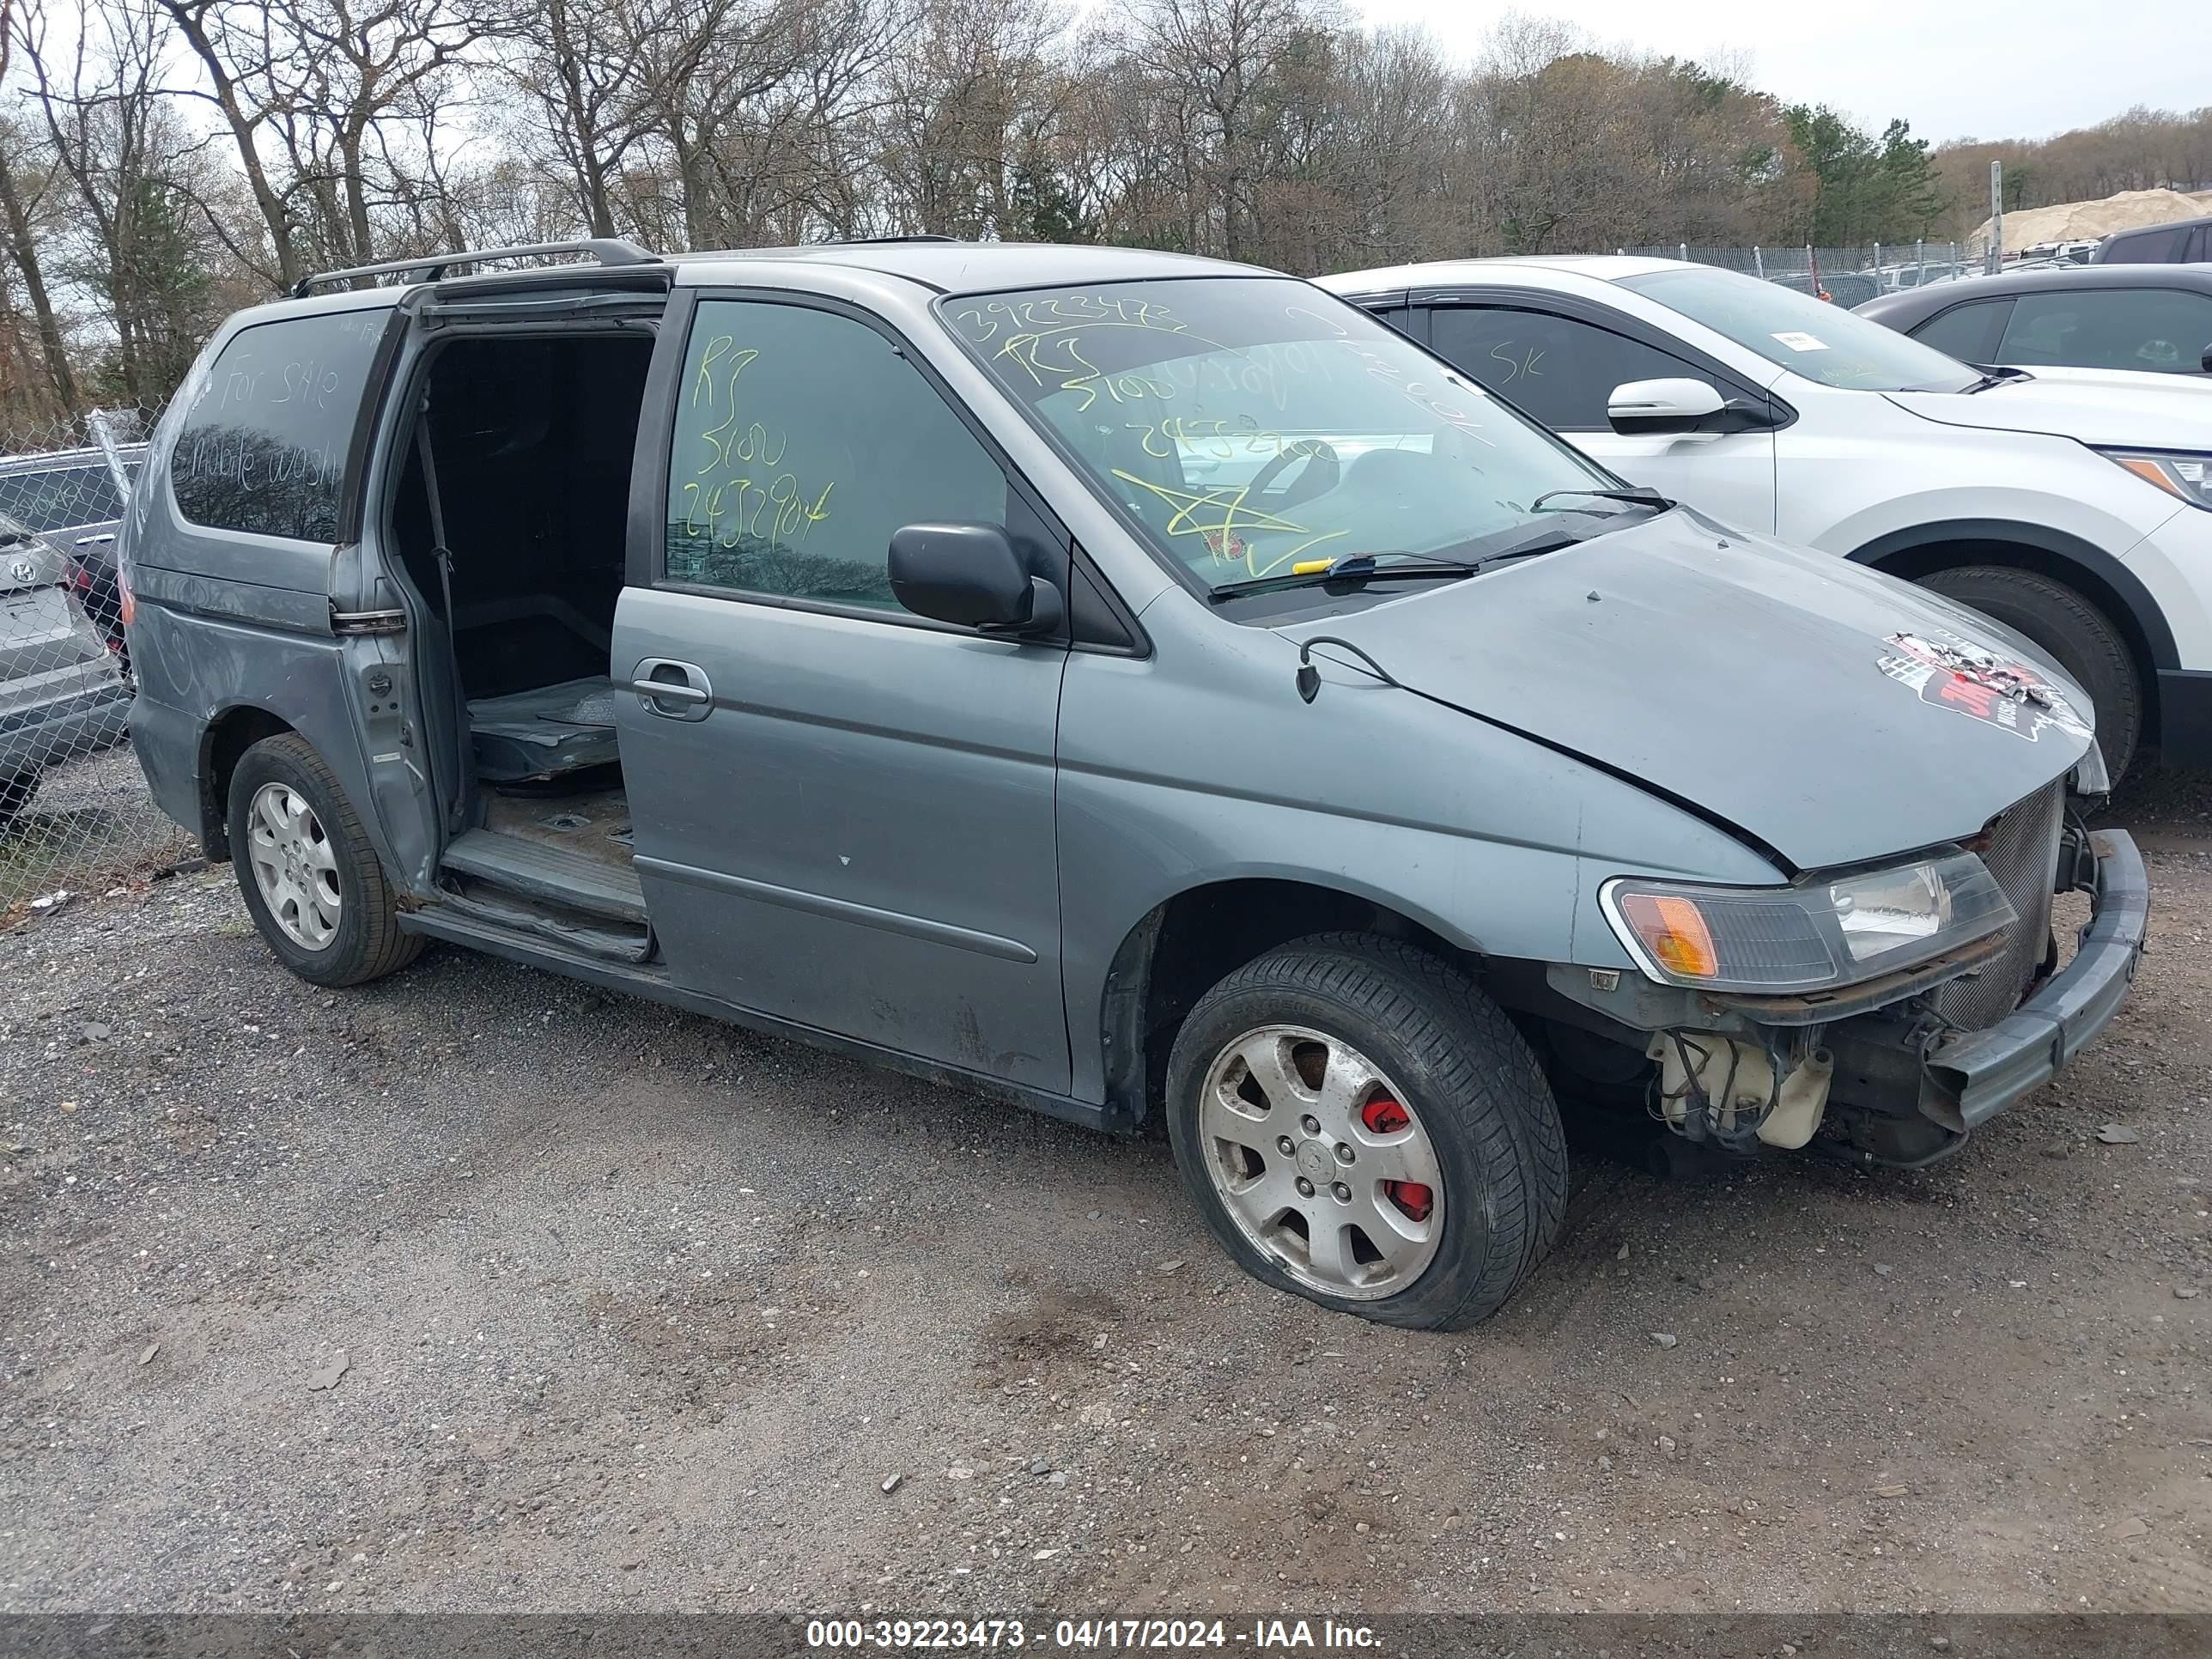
[888,522,1064,637]
[1607,378,1770,436]
[2200,342,2212,374]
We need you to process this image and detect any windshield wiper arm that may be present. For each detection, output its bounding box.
[1206,550,1486,603]
[1957,364,2031,393]
[1528,485,1672,513]
[1207,514,1632,603]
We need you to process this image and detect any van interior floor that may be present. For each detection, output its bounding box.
[438,775,650,961]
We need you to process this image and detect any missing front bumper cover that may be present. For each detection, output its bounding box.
[1919,829,2146,1128]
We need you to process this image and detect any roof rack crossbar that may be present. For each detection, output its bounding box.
[289,237,659,298]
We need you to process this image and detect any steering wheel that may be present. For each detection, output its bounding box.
[1245,439,1340,514]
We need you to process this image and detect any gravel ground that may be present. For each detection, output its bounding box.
[2,775,2208,1618]
[0,741,197,921]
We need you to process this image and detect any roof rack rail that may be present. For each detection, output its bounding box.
[826,234,961,245]
[289,237,659,299]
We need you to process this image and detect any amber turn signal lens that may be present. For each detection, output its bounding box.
[1616,892,1720,980]
[2113,455,2185,499]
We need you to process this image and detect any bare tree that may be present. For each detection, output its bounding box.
[0,0,80,416]
[13,0,224,401]
[872,0,1061,238]
[495,0,657,238]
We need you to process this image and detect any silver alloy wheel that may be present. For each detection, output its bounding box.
[246,781,342,951]
[1197,1024,1445,1300]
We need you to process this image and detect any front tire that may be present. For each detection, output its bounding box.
[226,733,423,988]
[1917,565,2142,781]
[1164,934,1569,1330]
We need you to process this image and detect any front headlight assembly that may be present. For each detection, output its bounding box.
[2100,447,2212,511]
[1600,850,2016,994]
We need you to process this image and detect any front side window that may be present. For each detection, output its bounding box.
[665,299,1006,608]
[1619,265,1980,393]
[171,310,386,540]
[944,278,1618,595]
[1996,289,2212,374]
[1428,307,1711,430]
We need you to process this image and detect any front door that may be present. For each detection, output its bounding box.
[613,292,1074,1092]
[1424,301,1780,534]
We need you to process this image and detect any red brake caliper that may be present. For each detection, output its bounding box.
[1360,1098,1433,1222]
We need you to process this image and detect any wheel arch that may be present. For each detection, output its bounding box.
[198,704,298,860]
[1097,877,1477,1129]
[1849,518,2175,741]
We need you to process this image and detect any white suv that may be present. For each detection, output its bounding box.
[1321,257,2212,781]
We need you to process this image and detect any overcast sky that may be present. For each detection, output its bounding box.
[1350,0,2205,145]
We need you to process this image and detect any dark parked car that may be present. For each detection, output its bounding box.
[0,443,147,657]
[1856,264,2212,378]
[2088,214,2211,264]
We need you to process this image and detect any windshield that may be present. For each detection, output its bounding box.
[942,278,1622,593]
[1618,265,1982,393]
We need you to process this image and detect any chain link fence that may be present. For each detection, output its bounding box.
[0,400,200,925]
[1619,243,1975,308]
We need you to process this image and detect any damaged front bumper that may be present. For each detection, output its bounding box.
[1539,826,2148,1166]
[1803,826,2146,1164]
[1922,829,2147,1129]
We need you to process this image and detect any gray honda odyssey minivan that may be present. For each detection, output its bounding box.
[121,238,2146,1328]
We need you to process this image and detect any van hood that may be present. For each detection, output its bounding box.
[1886,368,2212,448]
[1291,509,2091,872]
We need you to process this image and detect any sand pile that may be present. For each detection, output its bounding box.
[1967,186,2206,254]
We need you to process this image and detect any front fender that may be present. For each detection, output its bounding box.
[1054,628,1782,1104]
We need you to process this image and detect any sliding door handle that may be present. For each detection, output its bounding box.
[628,678,708,703]
[629,657,714,720]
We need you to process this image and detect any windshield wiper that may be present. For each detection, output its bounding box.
[1206,550,1483,603]
[1528,485,1672,513]
[1206,526,1596,603]
[1955,364,2032,393]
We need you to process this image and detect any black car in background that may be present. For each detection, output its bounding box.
[2088,214,2212,264]
[1856,264,2212,379]
[0,443,146,658]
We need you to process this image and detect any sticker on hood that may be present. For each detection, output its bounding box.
[1879,629,2091,744]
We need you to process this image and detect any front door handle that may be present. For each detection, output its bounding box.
[76,533,115,546]
[629,658,714,721]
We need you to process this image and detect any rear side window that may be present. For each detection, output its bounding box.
[171,311,386,541]
[1428,306,1704,429]
[0,463,129,532]
[2101,226,2190,264]
[1911,300,2012,364]
[665,298,1006,608]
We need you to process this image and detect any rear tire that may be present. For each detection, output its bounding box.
[1164,933,1569,1330]
[0,768,40,829]
[226,733,423,988]
[1917,565,2141,781]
